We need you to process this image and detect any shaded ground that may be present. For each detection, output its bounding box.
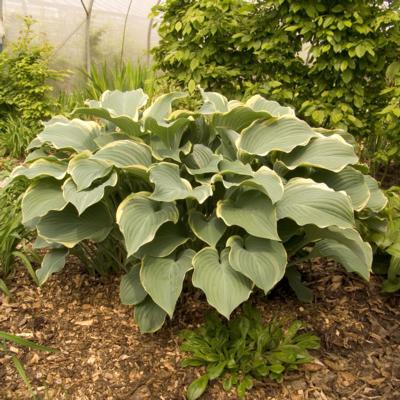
[1,258,399,400]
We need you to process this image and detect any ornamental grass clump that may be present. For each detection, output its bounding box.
[9,89,386,332]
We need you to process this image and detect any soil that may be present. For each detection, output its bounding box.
[0,258,399,400]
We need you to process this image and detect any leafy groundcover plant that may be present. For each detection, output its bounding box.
[180,305,320,400]
[8,89,386,332]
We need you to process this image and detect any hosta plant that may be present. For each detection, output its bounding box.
[9,89,386,332]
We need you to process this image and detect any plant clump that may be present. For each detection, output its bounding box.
[180,305,320,399]
[8,88,386,332]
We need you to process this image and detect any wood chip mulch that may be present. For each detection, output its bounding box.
[0,258,399,400]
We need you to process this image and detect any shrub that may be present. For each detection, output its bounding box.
[9,89,385,332]
[0,17,63,128]
[151,0,307,101]
[180,305,320,399]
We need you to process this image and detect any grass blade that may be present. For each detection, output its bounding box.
[0,331,57,352]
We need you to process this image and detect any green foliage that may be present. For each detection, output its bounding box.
[82,60,156,101]
[10,89,384,333]
[180,305,320,399]
[357,186,400,292]
[0,330,56,399]
[0,168,39,295]
[0,17,63,127]
[152,0,400,168]
[0,116,38,158]
[151,0,305,101]
[375,61,400,171]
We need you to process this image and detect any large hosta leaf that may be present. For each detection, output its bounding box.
[25,148,59,163]
[141,249,195,316]
[150,162,212,203]
[68,151,112,191]
[37,118,100,152]
[241,166,284,204]
[217,128,240,160]
[37,203,113,248]
[192,248,252,318]
[239,117,318,156]
[146,117,189,152]
[184,144,222,175]
[364,175,388,212]
[280,135,358,172]
[212,106,271,131]
[227,235,287,294]
[75,89,148,135]
[143,92,187,123]
[306,226,372,280]
[245,95,295,117]
[116,192,179,257]
[36,248,68,285]
[22,179,67,225]
[199,90,229,113]
[277,178,354,229]
[10,159,67,181]
[218,159,254,176]
[134,296,167,333]
[217,190,279,240]
[312,167,370,211]
[136,222,189,257]
[188,211,226,247]
[91,140,152,180]
[93,89,148,120]
[93,140,152,168]
[62,172,118,215]
[192,247,251,318]
[149,135,192,162]
[120,265,147,305]
[216,163,284,203]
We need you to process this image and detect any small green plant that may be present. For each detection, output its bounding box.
[180,305,320,399]
[9,89,384,333]
[0,331,56,399]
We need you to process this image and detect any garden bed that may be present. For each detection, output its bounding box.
[1,259,399,400]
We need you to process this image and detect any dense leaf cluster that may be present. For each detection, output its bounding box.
[9,89,385,332]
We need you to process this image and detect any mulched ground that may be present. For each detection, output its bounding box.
[0,258,399,400]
